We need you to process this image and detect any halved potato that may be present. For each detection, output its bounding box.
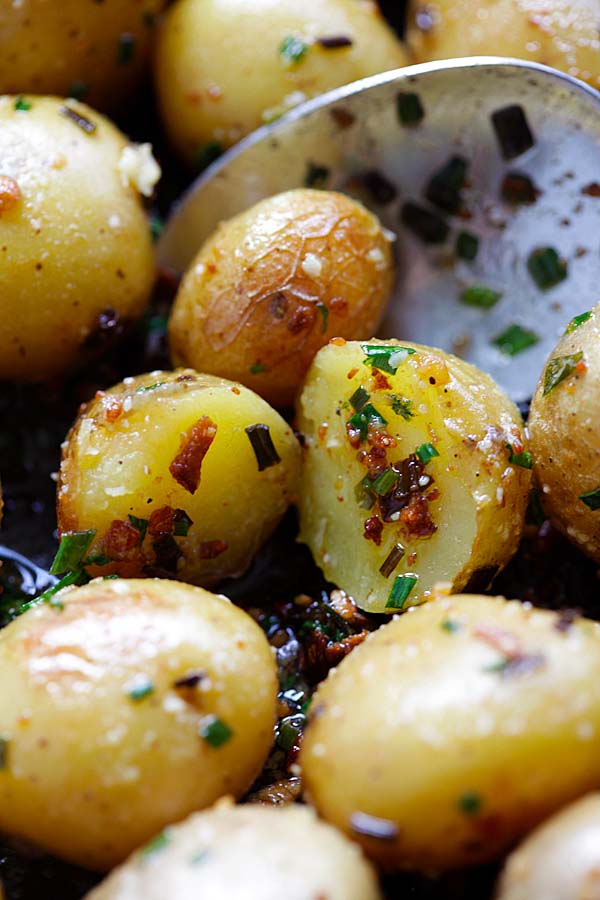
[297,339,531,613]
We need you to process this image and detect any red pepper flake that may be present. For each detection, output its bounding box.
[575,360,587,374]
[103,519,142,560]
[370,370,392,391]
[198,540,228,559]
[582,182,600,197]
[400,494,437,538]
[104,398,123,423]
[347,367,359,380]
[169,417,217,494]
[364,515,384,545]
[0,175,22,214]
[318,424,328,442]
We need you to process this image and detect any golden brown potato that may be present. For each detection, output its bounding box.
[497,793,600,900]
[169,189,395,408]
[57,369,301,585]
[407,0,600,92]
[301,592,600,871]
[0,95,158,382]
[529,305,600,561]
[155,0,409,165]
[297,339,531,613]
[0,578,277,870]
[85,800,382,900]
[0,1,167,111]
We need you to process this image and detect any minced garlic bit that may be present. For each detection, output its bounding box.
[301,253,323,278]
[118,143,161,197]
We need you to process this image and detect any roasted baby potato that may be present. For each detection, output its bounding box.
[0,95,158,382]
[407,0,600,92]
[297,339,531,613]
[85,800,382,900]
[301,592,600,871]
[497,793,600,900]
[57,370,301,585]
[155,0,408,165]
[169,189,395,408]
[0,578,277,870]
[0,1,167,111]
[529,305,600,562]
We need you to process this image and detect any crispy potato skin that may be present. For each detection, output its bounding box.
[0,96,155,382]
[57,369,301,585]
[86,801,382,900]
[0,1,167,111]
[155,0,408,164]
[301,593,600,871]
[296,340,530,613]
[529,306,600,561]
[407,0,600,91]
[0,579,277,870]
[169,190,395,408]
[497,793,600,900]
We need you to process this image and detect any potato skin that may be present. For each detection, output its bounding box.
[155,0,408,165]
[301,592,600,871]
[57,369,301,585]
[497,793,600,900]
[86,800,381,900]
[297,339,530,613]
[0,96,156,382]
[407,0,600,91]
[0,578,277,870]
[529,305,600,561]
[169,190,395,408]
[0,1,167,111]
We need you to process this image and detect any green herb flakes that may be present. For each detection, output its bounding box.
[455,230,479,261]
[279,35,309,65]
[565,311,592,334]
[371,468,398,496]
[542,352,583,396]
[579,488,600,511]
[305,162,330,188]
[127,515,148,543]
[173,510,193,537]
[150,214,164,243]
[492,324,539,356]
[386,394,414,420]
[441,620,461,633]
[135,381,167,393]
[50,531,96,575]
[361,343,416,375]
[385,574,418,610]
[507,444,533,469]
[347,403,387,441]
[416,442,439,464]
[14,96,31,111]
[199,715,233,748]
[397,91,424,126]
[317,302,329,333]
[460,285,502,309]
[355,475,376,510]
[527,247,567,290]
[350,386,370,412]
[117,32,136,65]
[249,362,267,375]
[379,544,405,578]
[458,791,482,816]
[128,676,155,702]
[140,829,171,858]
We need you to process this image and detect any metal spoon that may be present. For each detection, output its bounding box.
[158,57,600,403]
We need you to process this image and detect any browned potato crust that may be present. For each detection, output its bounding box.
[169,189,395,408]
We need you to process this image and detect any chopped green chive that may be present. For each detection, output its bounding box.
[50,531,96,575]
[386,393,414,420]
[425,155,468,215]
[67,81,89,101]
[507,444,533,469]
[317,302,329,333]
[397,91,424,126]
[349,386,370,412]
[279,35,309,65]
[36,570,88,610]
[361,343,416,375]
[385,574,418,610]
[355,475,376,510]
[173,510,193,537]
[371,468,398,496]
[195,141,223,173]
[150,214,164,243]
[527,247,567,290]
[347,403,387,441]
[379,543,405,578]
[579,489,600,511]
[565,311,592,334]
[135,381,167,393]
[199,715,233,748]
[416,442,439,464]
[14,96,31,111]
[128,515,148,543]
[455,230,479,261]
[245,424,281,471]
[458,791,481,815]
[460,285,502,309]
[542,352,583,396]
[492,324,539,356]
[441,620,462,633]
[117,32,136,65]
[82,553,113,567]
[305,162,330,188]
[128,677,155,702]
[277,720,303,752]
[249,362,267,375]
[140,829,171,857]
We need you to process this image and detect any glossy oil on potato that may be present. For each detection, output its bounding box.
[169,189,395,408]
[86,801,381,900]
[0,1,167,111]
[58,370,301,585]
[497,793,600,900]
[0,96,157,381]
[529,304,600,562]
[155,0,408,165]
[0,578,277,870]
[297,339,531,613]
[301,592,600,871]
[407,0,600,91]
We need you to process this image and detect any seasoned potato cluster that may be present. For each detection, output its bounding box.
[0,579,277,870]
[169,189,395,408]
[297,339,531,613]
[58,370,301,585]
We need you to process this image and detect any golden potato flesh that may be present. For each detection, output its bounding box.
[169,189,395,409]
[296,339,531,613]
[155,0,408,165]
[0,578,277,870]
[497,793,600,900]
[529,305,600,561]
[86,801,381,900]
[407,0,600,92]
[0,96,157,382]
[0,1,167,112]
[301,592,600,871]
[57,370,301,585]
